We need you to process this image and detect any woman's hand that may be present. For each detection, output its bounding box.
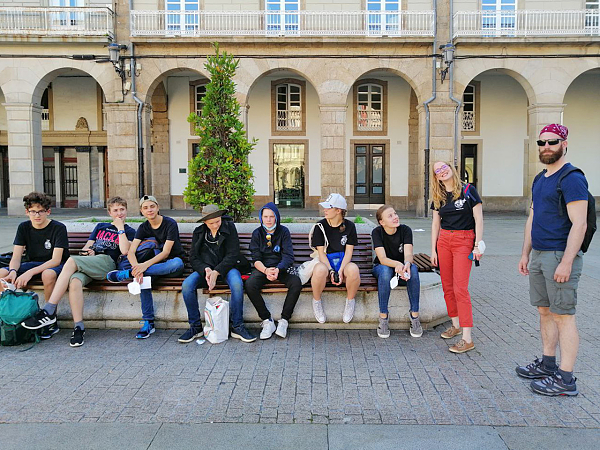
[430,251,438,267]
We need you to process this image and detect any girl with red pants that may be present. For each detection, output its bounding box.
[430,161,484,353]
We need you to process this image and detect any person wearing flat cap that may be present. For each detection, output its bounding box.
[106,195,185,339]
[179,204,255,344]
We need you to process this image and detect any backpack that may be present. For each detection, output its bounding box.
[117,238,161,271]
[533,166,597,253]
[0,290,40,347]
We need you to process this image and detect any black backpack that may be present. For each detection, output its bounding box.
[533,166,597,253]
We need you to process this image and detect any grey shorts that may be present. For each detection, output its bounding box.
[529,250,583,315]
[70,254,116,287]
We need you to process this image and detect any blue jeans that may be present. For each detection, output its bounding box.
[140,257,184,321]
[181,269,244,328]
[372,263,420,315]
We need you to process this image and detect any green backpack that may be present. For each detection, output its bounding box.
[0,290,40,346]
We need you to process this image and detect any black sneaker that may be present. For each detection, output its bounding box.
[21,309,57,330]
[39,322,60,339]
[230,325,256,343]
[69,327,85,347]
[530,373,578,396]
[178,327,203,343]
[516,357,557,379]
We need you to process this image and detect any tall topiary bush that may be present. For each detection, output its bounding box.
[184,43,256,221]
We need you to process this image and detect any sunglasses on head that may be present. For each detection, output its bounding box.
[537,139,564,146]
[266,234,272,247]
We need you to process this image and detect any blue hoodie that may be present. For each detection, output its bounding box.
[249,202,294,271]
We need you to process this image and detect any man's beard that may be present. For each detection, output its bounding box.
[539,146,564,164]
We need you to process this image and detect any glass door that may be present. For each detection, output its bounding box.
[354,144,385,204]
[273,143,305,208]
[461,144,477,188]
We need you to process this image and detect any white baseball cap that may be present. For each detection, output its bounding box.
[319,193,347,210]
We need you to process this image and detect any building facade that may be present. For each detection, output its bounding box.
[0,0,599,215]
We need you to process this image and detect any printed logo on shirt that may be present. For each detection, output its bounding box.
[454,199,466,210]
[94,229,120,252]
[44,239,51,250]
[398,243,404,253]
[340,235,348,246]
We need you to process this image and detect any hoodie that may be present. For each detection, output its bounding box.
[249,202,294,271]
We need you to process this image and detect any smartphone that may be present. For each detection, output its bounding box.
[468,252,480,267]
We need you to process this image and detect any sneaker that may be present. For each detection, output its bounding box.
[21,309,57,330]
[516,357,558,379]
[230,325,256,343]
[409,314,423,338]
[342,299,355,323]
[449,339,475,353]
[135,320,155,339]
[69,326,85,347]
[178,327,203,343]
[440,325,462,339]
[377,317,390,339]
[39,322,60,339]
[260,318,276,340]
[106,269,131,283]
[275,318,289,339]
[530,373,578,397]
[312,300,326,324]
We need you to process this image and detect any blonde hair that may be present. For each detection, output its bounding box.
[430,161,463,210]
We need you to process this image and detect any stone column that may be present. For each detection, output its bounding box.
[319,104,347,205]
[150,82,170,207]
[53,147,63,208]
[89,146,101,208]
[76,146,92,208]
[104,102,139,209]
[240,103,249,133]
[3,103,43,215]
[97,147,106,208]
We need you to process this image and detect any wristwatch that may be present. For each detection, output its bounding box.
[117,230,125,235]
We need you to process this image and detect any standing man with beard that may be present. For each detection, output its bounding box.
[517,124,589,396]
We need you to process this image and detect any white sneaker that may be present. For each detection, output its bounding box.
[260,318,276,340]
[275,318,289,338]
[313,300,326,323]
[343,299,355,323]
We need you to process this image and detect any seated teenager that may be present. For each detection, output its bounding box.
[22,197,135,347]
[310,193,361,324]
[371,205,422,339]
[180,204,255,344]
[106,195,184,339]
[0,192,68,339]
[245,202,302,339]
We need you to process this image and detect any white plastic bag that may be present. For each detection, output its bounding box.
[203,296,229,344]
[292,223,329,285]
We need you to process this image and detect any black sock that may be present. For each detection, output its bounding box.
[558,368,574,384]
[542,355,557,371]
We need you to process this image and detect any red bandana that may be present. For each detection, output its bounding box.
[540,124,568,140]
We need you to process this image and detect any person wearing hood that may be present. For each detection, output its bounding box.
[179,204,255,344]
[245,202,302,339]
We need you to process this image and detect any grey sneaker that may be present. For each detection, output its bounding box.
[377,317,390,339]
[409,314,423,338]
[342,299,355,323]
[313,300,326,324]
[275,318,289,338]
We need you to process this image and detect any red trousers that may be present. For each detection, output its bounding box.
[437,229,475,327]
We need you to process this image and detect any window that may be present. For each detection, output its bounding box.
[462,85,475,132]
[166,0,199,34]
[367,0,400,34]
[357,84,383,131]
[482,0,516,36]
[195,84,206,116]
[272,80,305,134]
[586,1,599,29]
[266,0,300,34]
[50,0,84,28]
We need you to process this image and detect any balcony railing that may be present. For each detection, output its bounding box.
[454,10,600,38]
[131,10,434,37]
[0,7,114,38]
[42,109,50,131]
[462,111,474,132]
[277,110,302,131]
[357,110,383,131]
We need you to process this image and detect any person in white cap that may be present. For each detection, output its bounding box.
[310,193,361,324]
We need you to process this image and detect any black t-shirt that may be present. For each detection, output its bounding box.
[88,223,136,262]
[134,216,183,259]
[311,219,358,254]
[371,225,413,265]
[13,220,69,264]
[430,184,482,231]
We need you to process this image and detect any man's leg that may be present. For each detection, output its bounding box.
[46,258,79,305]
[68,277,85,323]
[553,313,579,372]
[225,269,245,328]
[406,263,421,316]
[279,271,302,321]
[245,270,271,321]
[539,306,559,357]
[373,264,394,318]
[181,271,205,328]
[41,268,60,301]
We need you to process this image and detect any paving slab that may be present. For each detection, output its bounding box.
[496,426,600,450]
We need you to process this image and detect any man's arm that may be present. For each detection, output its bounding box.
[554,200,587,283]
[518,205,534,276]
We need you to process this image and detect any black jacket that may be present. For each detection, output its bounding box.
[249,202,294,271]
[189,217,249,276]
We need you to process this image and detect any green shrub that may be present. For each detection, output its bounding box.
[184,43,256,221]
[354,215,365,224]
[282,217,294,223]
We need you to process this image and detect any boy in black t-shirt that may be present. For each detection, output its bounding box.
[0,192,68,336]
[106,195,184,339]
[22,197,136,347]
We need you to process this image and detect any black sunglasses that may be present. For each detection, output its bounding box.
[537,139,564,146]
